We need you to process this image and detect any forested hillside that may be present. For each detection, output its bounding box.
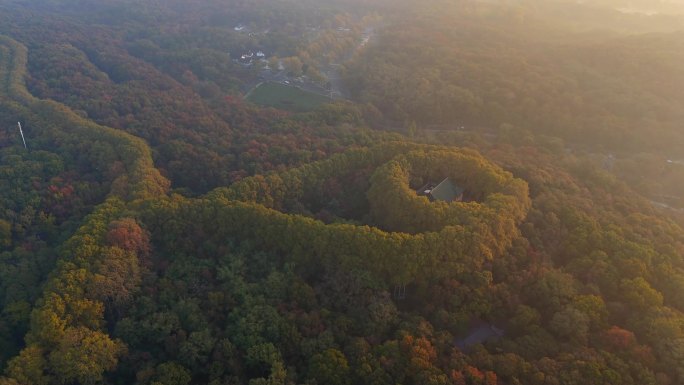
[343,1,684,152]
[1,1,684,385]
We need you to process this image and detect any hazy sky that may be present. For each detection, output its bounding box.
[589,0,684,14]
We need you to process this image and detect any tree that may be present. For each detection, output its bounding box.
[620,278,663,312]
[0,377,20,385]
[572,295,607,330]
[246,342,282,376]
[601,326,636,350]
[178,329,216,368]
[0,219,11,248]
[105,218,151,258]
[308,349,351,385]
[268,56,280,72]
[508,305,541,336]
[47,327,125,385]
[152,362,192,385]
[282,56,304,77]
[88,247,141,308]
[248,362,287,385]
[5,345,50,385]
[549,307,590,344]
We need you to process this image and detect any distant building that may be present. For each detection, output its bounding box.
[239,52,254,65]
[417,177,464,202]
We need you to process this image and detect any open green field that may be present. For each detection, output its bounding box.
[246,81,329,111]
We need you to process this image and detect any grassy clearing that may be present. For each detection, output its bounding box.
[246,81,329,111]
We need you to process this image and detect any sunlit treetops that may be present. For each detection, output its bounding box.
[172,143,531,286]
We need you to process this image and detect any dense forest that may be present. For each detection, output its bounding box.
[1,0,684,384]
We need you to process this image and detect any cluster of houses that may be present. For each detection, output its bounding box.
[236,50,266,65]
[232,24,271,66]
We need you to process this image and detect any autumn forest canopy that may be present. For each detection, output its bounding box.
[1,0,684,384]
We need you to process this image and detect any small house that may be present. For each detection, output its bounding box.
[417,177,464,202]
[239,52,254,65]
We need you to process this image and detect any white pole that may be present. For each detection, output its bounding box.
[17,122,27,149]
